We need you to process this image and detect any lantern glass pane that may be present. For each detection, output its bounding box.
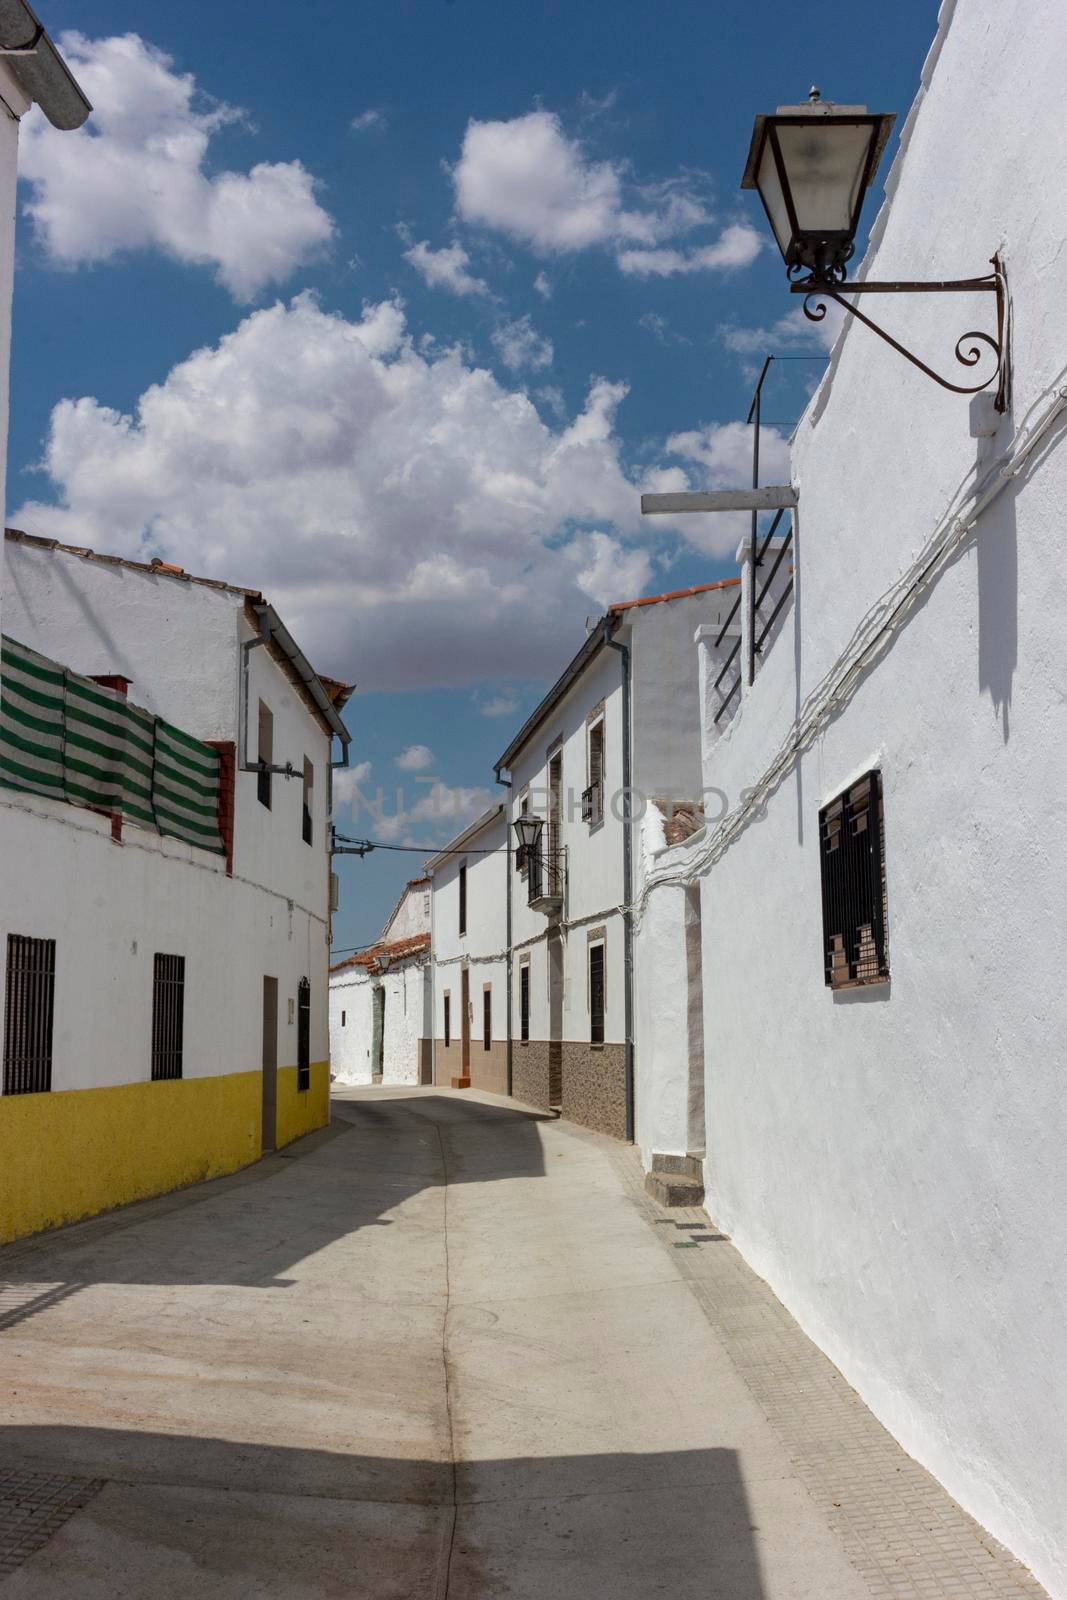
[773,120,875,234]
[755,135,793,259]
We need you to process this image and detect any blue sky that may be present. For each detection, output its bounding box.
[10,0,939,950]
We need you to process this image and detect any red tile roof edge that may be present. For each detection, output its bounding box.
[330,932,431,975]
[608,576,741,614]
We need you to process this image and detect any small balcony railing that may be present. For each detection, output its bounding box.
[527,845,564,912]
[581,779,603,826]
[713,507,795,725]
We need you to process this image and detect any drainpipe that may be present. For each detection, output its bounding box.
[605,627,635,1144]
[495,766,513,1097]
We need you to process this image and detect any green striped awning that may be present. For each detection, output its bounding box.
[1,635,226,856]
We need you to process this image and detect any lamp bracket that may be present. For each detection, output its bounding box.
[791,254,1009,412]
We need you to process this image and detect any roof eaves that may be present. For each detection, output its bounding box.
[0,1,91,129]
[425,803,505,872]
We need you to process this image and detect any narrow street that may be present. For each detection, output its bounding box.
[0,1090,1046,1599]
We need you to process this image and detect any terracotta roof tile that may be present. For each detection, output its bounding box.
[608,576,740,614]
[330,932,431,976]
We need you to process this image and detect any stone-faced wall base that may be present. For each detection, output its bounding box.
[512,1041,551,1112]
[561,1042,627,1140]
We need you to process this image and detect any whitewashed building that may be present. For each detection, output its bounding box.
[328,877,432,1085]
[637,1,1067,1592]
[1,530,352,1241]
[494,581,740,1139]
[427,804,508,1093]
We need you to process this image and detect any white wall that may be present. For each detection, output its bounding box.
[431,809,508,1049]
[506,646,626,1047]
[0,791,329,1085]
[383,880,431,943]
[3,541,242,737]
[329,960,428,1086]
[640,2,1067,1591]
[2,543,334,938]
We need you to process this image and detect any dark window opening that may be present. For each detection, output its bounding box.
[151,953,185,1081]
[520,965,530,1042]
[458,862,467,935]
[3,934,56,1095]
[589,943,605,1045]
[443,992,451,1049]
[257,700,273,810]
[819,770,889,989]
[483,987,491,1051]
[584,720,604,826]
[297,977,311,1089]
[341,1010,346,1027]
[302,756,314,846]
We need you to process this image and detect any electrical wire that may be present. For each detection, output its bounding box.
[635,368,1067,924]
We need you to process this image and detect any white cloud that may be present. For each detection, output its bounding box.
[662,421,793,557]
[395,744,434,771]
[16,294,705,690]
[351,109,385,133]
[452,109,751,278]
[719,302,843,356]
[491,314,553,372]
[616,224,762,278]
[569,530,652,608]
[353,776,495,847]
[403,239,490,298]
[332,760,371,815]
[19,32,334,301]
[533,271,552,299]
[480,693,519,718]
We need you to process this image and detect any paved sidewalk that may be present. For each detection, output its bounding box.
[0,1087,1048,1598]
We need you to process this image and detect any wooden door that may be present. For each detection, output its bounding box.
[461,967,471,1073]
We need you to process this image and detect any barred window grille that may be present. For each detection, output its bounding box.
[483,987,491,1051]
[819,770,889,988]
[520,965,530,1042]
[458,862,467,935]
[297,977,311,1090]
[151,954,185,1080]
[589,943,605,1045]
[302,757,314,846]
[3,934,56,1095]
[444,993,451,1048]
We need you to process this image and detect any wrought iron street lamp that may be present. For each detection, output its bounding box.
[741,88,1008,408]
[512,813,544,855]
[376,950,391,973]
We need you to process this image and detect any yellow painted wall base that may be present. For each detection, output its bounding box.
[0,1070,263,1246]
[276,1059,330,1149]
[0,1060,332,1247]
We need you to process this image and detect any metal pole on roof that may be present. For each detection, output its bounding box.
[746,357,773,687]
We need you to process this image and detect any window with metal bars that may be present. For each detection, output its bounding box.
[483,986,491,1051]
[3,934,56,1095]
[151,954,185,1080]
[458,862,467,935]
[520,963,530,1042]
[443,992,451,1048]
[589,942,605,1045]
[297,977,311,1090]
[819,770,889,989]
[584,718,604,826]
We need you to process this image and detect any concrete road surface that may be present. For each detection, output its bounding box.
[0,1088,1046,1598]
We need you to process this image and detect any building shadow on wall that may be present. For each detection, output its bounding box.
[0,1093,549,1302]
[975,403,1017,742]
[0,1425,769,1599]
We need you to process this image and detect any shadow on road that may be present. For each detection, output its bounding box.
[0,1092,547,1307]
[0,1423,768,1600]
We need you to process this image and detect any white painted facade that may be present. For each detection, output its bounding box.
[2,535,347,1107]
[328,879,431,1086]
[428,805,508,1091]
[638,2,1067,1591]
[499,585,739,1136]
